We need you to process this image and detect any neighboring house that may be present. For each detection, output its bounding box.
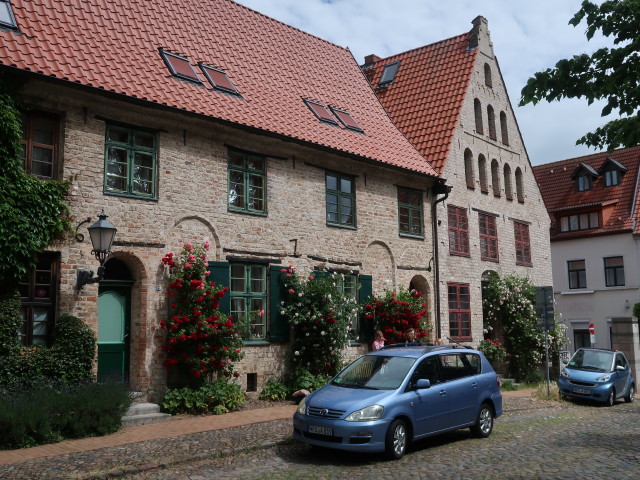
[362,17,552,345]
[1,0,442,400]
[533,146,640,354]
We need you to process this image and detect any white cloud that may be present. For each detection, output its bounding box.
[236,0,616,165]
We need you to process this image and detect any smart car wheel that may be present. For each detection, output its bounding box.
[625,385,635,403]
[470,403,493,438]
[385,419,407,460]
[606,389,615,407]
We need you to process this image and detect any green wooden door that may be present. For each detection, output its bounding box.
[97,286,130,382]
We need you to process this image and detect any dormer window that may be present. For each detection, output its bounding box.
[571,163,598,192]
[0,0,17,28]
[599,157,627,188]
[159,49,201,84]
[199,63,239,95]
[576,174,592,192]
[603,169,621,187]
[378,61,400,87]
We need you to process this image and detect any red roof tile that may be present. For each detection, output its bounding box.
[0,0,437,177]
[363,34,476,174]
[532,146,640,237]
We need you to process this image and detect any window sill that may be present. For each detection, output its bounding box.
[481,257,499,263]
[242,339,270,346]
[516,262,533,267]
[326,222,357,231]
[104,191,158,202]
[450,252,471,258]
[561,290,594,295]
[228,208,268,217]
[399,233,425,241]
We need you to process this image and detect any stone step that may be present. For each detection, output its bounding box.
[122,402,172,427]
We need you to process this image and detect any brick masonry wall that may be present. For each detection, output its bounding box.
[23,81,437,401]
[436,18,553,345]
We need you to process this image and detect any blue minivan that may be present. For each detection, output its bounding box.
[558,348,635,406]
[293,344,503,459]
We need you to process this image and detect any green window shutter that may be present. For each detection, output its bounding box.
[359,274,373,342]
[207,261,230,315]
[269,265,289,342]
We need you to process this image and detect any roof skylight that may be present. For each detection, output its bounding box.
[0,0,17,29]
[330,107,363,132]
[378,61,400,86]
[199,64,239,95]
[304,99,338,125]
[159,49,201,83]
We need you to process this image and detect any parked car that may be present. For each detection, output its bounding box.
[558,348,635,406]
[293,344,503,459]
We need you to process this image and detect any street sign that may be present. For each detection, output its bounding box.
[588,323,595,335]
[590,334,597,346]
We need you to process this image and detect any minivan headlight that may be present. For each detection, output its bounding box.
[296,397,307,415]
[345,405,383,422]
[595,374,611,382]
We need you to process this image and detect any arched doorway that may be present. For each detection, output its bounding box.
[409,275,432,341]
[97,258,134,383]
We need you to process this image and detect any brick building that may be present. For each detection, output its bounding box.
[1,0,442,400]
[362,17,553,345]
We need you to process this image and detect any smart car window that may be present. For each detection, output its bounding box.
[568,349,614,372]
[332,355,416,390]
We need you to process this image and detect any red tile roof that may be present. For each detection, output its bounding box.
[532,146,640,237]
[0,0,437,177]
[362,34,477,174]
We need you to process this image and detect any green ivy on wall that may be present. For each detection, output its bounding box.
[0,76,70,290]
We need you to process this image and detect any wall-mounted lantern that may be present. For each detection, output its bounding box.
[76,209,117,290]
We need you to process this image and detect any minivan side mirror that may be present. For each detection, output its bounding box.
[415,379,431,390]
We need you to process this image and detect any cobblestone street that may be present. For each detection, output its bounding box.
[1,393,638,480]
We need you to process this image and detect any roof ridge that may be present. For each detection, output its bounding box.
[364,32,471,65]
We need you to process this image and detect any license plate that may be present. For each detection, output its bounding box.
[308,425,333,436]
[573,388,591,395]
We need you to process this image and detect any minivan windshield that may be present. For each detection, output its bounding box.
[568,349,614,373]
[331,355,416,390]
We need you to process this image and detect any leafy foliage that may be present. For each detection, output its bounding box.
[520,0,640,151]
[362,287,431,344]
[0,80,70,290]
[287,367,329,393]
[259,379,289,401]
[478,339,507,362]
[483,274,567,382]
[0,380,131,450]
[160,379,245,415]
[160,242,243,385]
[0,314,97,387]
[280,266,360,376]
[0,289,22,356]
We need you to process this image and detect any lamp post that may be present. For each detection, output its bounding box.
[76,209,117,290]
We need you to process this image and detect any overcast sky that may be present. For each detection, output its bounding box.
[235,0,615,166]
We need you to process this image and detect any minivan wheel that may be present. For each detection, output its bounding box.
[606,389,615,407]
[470,403,493,438]
[624,385,635,403]
[385,419,407,460]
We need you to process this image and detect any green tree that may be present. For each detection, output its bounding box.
[520,0,640,151]
[0,80,70,290]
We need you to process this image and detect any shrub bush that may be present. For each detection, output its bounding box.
[161,379,246,415]
[0,380,131,450]
[259,379,289,401]
[287,367,329,393]
[0,314,96,388]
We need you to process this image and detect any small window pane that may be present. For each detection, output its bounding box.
[108,126,129,143]
[0,2,17,27]
[340,178,352,194]
[134,131,155,149]
[326,175,337,191]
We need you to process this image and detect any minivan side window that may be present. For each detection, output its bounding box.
[410,356,440,387]
[438,353,481,381]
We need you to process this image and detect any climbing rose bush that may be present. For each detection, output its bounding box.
[280,266,360,376]
[160,242,243,383]
[362,288,431,344]
[483,273,566,381]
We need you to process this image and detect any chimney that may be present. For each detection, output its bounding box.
[363,54,381,66]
